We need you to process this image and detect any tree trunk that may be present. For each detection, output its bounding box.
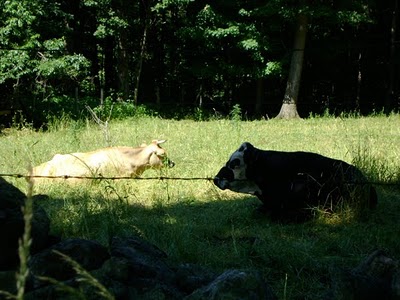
[117,28,130,101]
[133,23,148,105]
[276,14,308,119]
[386,0,398,111]
[255,78,263,115]
[104,36,116,95]
[133,1,150,106]
[356,52,362,110]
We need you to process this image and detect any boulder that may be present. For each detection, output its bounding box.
[105,236,182,298]
[0,177,52,270]
[28,238,110,289]
[330,250,400,300]
[185,269,277,300]
[174,263,217,294]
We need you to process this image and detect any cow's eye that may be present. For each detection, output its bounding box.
[229,159,241,169]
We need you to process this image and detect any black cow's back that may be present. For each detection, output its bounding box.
[244,149,376,219]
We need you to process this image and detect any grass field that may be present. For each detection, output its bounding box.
[1,114,400,299]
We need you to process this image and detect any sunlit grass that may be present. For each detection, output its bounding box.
[1,114,399,298]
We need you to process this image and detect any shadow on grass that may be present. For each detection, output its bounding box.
[33,183,400,299]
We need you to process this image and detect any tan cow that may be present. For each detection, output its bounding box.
[32,140,175,182]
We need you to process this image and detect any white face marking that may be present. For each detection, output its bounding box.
[228,150,247,181]
[215,143,262,195]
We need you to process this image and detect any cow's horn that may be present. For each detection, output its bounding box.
[155,139,166,145]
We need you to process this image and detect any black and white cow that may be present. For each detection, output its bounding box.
[214,142,377,221]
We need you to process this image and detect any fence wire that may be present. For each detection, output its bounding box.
[0,173,214,181]
[0,173,398,187]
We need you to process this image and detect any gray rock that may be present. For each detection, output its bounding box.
[0,270,17,295]
[0,177,51,270]
[329,250,400,300]
[0,179,279,300]
[109,236,175,284]
[111,235,167,259]
[25,271,130,300]
[185,269,277,300]
[0,177,25,209]
[174,263,217,294]
[28,238,110,289]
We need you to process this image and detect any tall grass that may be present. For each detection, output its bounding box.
[1,114,399,299]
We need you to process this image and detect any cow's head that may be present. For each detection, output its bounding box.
[213,142,262,195]
[146,140,175,168]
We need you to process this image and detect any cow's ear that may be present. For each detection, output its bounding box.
[238,142,247,152]
[238,142,253,152]
[243,142,254,150]
[242,143,255,164]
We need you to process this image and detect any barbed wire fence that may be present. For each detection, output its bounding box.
[0,173,399,187]
[0,173,214,181]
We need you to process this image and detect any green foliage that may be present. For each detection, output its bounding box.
[11,110,33,130]
[205,25,240,39]
[0,48,34,82]
[0,0,41,83]
[92,98,159,120]
[229,103,242,122]
[0,0,94,127]
[239,38,258,50]
[0,0,390,127]
[264,61,282,76]
[192,107,205,122]
[37,52,90,81]
[152,0,192,13]
[93,11,128,38]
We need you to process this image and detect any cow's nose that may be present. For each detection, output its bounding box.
[164,158,175,168]
[213,177,226,190]
[213,177,219,185]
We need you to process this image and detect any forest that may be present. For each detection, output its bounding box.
[0,0,398,126]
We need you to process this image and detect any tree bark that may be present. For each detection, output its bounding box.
[104,36,116,94]
[133,23,148,105]
[356,52,362,110]
[133,1,151,105]
[115,1,133,102]
[255,78,263,115]
[276,14,308,119]
[385,0,398,111]
[117,28,130,101]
